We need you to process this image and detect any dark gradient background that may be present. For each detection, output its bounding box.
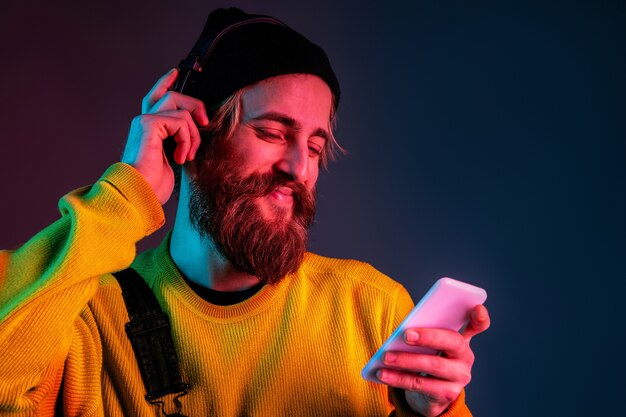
[1,0,624,415]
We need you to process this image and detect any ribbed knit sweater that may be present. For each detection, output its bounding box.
[0,163,471,416]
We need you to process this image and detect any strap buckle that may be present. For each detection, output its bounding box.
[124,313,192,417]
[146,382,191,417]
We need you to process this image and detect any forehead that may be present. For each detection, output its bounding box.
[241,74,333,126]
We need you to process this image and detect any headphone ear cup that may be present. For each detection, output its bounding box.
[171,67,196,94]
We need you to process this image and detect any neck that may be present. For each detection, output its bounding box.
[169,172,262,292]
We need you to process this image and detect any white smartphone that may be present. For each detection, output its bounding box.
[361,277,487,384]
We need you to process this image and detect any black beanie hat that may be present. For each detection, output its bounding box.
[176,8,340,112]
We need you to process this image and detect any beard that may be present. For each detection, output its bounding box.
[187,140,316,284]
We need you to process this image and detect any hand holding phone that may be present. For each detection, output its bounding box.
[361,277,487,384]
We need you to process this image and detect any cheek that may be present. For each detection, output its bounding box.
[230,145,278,177]
[222,134,273,173]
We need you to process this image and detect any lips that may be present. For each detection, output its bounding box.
[269,186,295,206]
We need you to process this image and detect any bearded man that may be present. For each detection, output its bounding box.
[0,8,489,417]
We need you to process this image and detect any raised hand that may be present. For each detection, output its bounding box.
[122,68,209,204]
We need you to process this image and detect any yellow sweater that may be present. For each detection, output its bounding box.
[0,163,471,417]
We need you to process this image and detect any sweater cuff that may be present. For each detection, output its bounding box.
[437,390,470,417]
[99,163,165,236]
[389,388,471,417]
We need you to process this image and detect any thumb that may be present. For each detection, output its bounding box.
[463,304,490,340]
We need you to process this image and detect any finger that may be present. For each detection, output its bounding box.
[163,109,201,161]
[383,351,471,384]
[150,110,201,162]
[377,368,462,406]
[142,68,179,113]
[149,91,209,127]
[404,328,468,358]
[463,304,491,340]
[172,122,192,165]
[141,114,192,165]
[191,126,203,159]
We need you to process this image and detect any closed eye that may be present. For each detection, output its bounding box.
[254,127,285,141]
[308,143,323,157]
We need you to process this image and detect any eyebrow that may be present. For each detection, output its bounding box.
[250,111,329,141]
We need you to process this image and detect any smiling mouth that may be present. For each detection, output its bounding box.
[268,186,294,207]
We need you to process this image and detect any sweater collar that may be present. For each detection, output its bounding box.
[133,231,295,321]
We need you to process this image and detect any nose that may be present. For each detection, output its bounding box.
[274,142,309,184]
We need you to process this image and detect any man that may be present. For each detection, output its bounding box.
[0,8,489,417]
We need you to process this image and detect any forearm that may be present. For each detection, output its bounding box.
[0,163,164,412]
[1,163,163,312]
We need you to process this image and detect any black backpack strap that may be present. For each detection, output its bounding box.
[113,268,191,417]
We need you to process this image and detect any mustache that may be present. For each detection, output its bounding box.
[213,170,316,217]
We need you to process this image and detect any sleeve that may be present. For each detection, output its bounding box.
[387,285,473,417]
[0,163,164,414]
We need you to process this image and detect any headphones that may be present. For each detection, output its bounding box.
[171,17,286,95]
[164,15,286,164]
